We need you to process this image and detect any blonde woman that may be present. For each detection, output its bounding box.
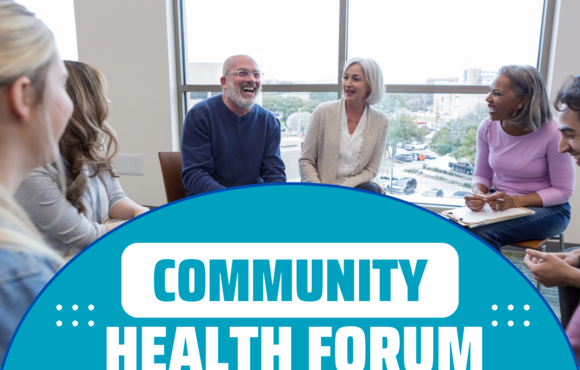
[299,58,389,193]
[0,0,73,357]
[15,61,148,257]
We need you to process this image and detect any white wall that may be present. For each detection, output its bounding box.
[74,0,179,207]
[546,0,580,243]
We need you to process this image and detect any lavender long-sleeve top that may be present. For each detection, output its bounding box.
[472,118,575,207]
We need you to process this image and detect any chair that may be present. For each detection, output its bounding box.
[508,233,565,291]
[158,152,186,203]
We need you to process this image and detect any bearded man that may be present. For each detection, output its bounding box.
[181,55,286,195]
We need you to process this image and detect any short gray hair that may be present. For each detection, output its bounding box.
[499,65,552,131]
[342,58,384,105]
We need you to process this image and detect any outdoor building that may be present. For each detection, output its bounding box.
[463,67,498,85]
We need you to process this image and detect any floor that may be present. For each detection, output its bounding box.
[503,251,561,321]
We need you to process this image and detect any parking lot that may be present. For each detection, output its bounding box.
[378,147,473,207]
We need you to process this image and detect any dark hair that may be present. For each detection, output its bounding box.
[554,75,580,120]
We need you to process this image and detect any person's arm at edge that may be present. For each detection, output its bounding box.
[110,199,149,220]
[107,175,148,219]
[524,249,580,288]
[298,107,322,183]
[181,109,225,195]
[260,116,286,183]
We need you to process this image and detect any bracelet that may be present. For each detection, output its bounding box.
[511,195,519,208]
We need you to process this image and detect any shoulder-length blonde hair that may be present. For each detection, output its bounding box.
[0,0,63,262]
[61,61,120,214]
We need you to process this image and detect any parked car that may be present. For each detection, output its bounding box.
[449,191,470,199]
[449,161,474,175]
[395,153,414,162]
[405,142,429,150]
[375,174,398,192]
[422,188,444,197]
[423,150,437,159]
[391,177,417,195]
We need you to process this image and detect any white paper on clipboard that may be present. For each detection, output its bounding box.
[441,205,535,228]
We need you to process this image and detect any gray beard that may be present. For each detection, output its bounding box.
[225,78,260,110]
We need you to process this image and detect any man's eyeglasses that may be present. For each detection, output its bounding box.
[225,69,263,80]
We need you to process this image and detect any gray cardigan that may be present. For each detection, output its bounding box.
[299,98,389,187]
[14,166,128,256]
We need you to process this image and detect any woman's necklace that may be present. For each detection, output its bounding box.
[347,116,359,135]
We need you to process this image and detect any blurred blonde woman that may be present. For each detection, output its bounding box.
[15,61,148,257]
[0,0,73,357]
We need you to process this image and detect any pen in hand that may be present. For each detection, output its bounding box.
[470,193,505,202]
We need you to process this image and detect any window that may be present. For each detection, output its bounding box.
[348,0,544,85]
[375,93,488,206]
[175,0,552,206]
[18,0,78,61]
[181,0,339,85]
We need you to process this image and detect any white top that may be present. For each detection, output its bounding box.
[335,104,367,184]
[83,165,111,224]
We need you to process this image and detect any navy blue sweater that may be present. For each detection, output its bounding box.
[181,94,286,195]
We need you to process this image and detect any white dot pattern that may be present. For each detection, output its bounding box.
[73,321,78,327]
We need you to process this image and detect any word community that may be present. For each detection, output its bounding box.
[106,326,481,370]
[154,259,428,302]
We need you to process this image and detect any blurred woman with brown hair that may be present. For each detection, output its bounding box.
[0,0,73,357]
[15,61,148,257]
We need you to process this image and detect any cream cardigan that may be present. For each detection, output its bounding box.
[299,98,389,187]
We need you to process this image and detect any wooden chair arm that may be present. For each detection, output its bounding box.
[511,239,550,250]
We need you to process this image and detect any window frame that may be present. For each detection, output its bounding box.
[172,0,556,209]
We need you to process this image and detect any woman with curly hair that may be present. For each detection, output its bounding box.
[15,61,148,257]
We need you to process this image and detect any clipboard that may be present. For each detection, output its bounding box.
[441,205,535,228]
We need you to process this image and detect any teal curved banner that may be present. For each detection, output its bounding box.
[3,184,576,369]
